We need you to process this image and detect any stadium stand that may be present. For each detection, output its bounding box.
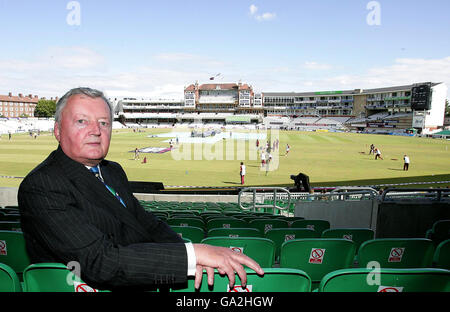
[0,118,54,134]
[2,187,450,292]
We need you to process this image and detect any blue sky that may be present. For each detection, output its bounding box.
[0,0,449,99]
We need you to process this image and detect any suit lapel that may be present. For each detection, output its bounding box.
[53,146,153,241]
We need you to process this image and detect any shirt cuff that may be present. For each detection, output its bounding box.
[185,242,197,276]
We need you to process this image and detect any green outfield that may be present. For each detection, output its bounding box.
[1,128,449,189]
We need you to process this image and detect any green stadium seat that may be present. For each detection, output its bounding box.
[201,237,275,268]
[240,216,264,223]
[0,214,20,222]
[23,263,105,292]
[277,216,305,226]
[0,221,22,232]
[171,268,311,292]
[280,238,356,288]
[426,220,450,246]
[248,219,289,235]
[167,217,205,230]
[150,211,170,219]
[3,206,19,212]
[170,226,205,243]
[265,228,320,262]
[0,263,22,292]
[207,228,262,238]
[0,230,31,279]
[321,228,374,254]
[319,268,450,292]
[170,210,200,218]
[206,218,248,231]
[199,211,223,221]
[357,238,435,269]
[290,219,330,235]
[433,239,450,270]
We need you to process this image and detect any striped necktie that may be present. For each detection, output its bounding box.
[89,166,127,208]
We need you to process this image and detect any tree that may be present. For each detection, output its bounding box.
[34,99,56,117]
[445,99,449,116]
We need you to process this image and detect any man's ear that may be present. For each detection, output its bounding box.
[54,122,61,142]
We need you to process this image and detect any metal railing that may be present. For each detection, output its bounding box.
[381,188,450,202]
[238,187,291,214]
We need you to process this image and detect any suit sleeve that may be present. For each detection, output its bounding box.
[18,170,188,290]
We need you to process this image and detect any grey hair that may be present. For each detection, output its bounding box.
[55,87,113,122]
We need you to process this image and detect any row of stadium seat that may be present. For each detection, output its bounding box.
[1,203,449,292]
[1,262,449,292]
[167,217,330,234]
[1,230,449,291]
[140,200,299,215]
[140,200,244,212]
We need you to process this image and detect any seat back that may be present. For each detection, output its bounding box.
[167,217,205,230]
[319,268,450,292]
[0,230,31,277]
[0,214,20,222]
[290,219,331,235]
[433,239,450,270]
[280,238,356,284]
[358,238,435,269]
[430,220,450,245]
[170,226,205,243]
[0,263,22,292]
[171,268,311,292]
[206,218,248,232]
[207,228,262,238]
[201,237,275,268]
[432,220,450,236]
[23,263,102,292]
[248,219,289,235]
[322,228,374,253]
[265,228,319,261]
[0,221,22,232]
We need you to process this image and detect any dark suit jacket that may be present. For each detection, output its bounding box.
[18,146,187,290]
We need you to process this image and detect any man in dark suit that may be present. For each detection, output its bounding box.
[18,87,263,291]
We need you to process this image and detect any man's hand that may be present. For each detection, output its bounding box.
[192,243,264,289]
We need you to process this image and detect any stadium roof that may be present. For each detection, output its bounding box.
[262,82,443,97]
[185,83,252,92]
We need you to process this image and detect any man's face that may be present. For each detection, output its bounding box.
[54,94,112,166]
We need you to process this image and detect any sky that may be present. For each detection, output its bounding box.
[0,0,449,100]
